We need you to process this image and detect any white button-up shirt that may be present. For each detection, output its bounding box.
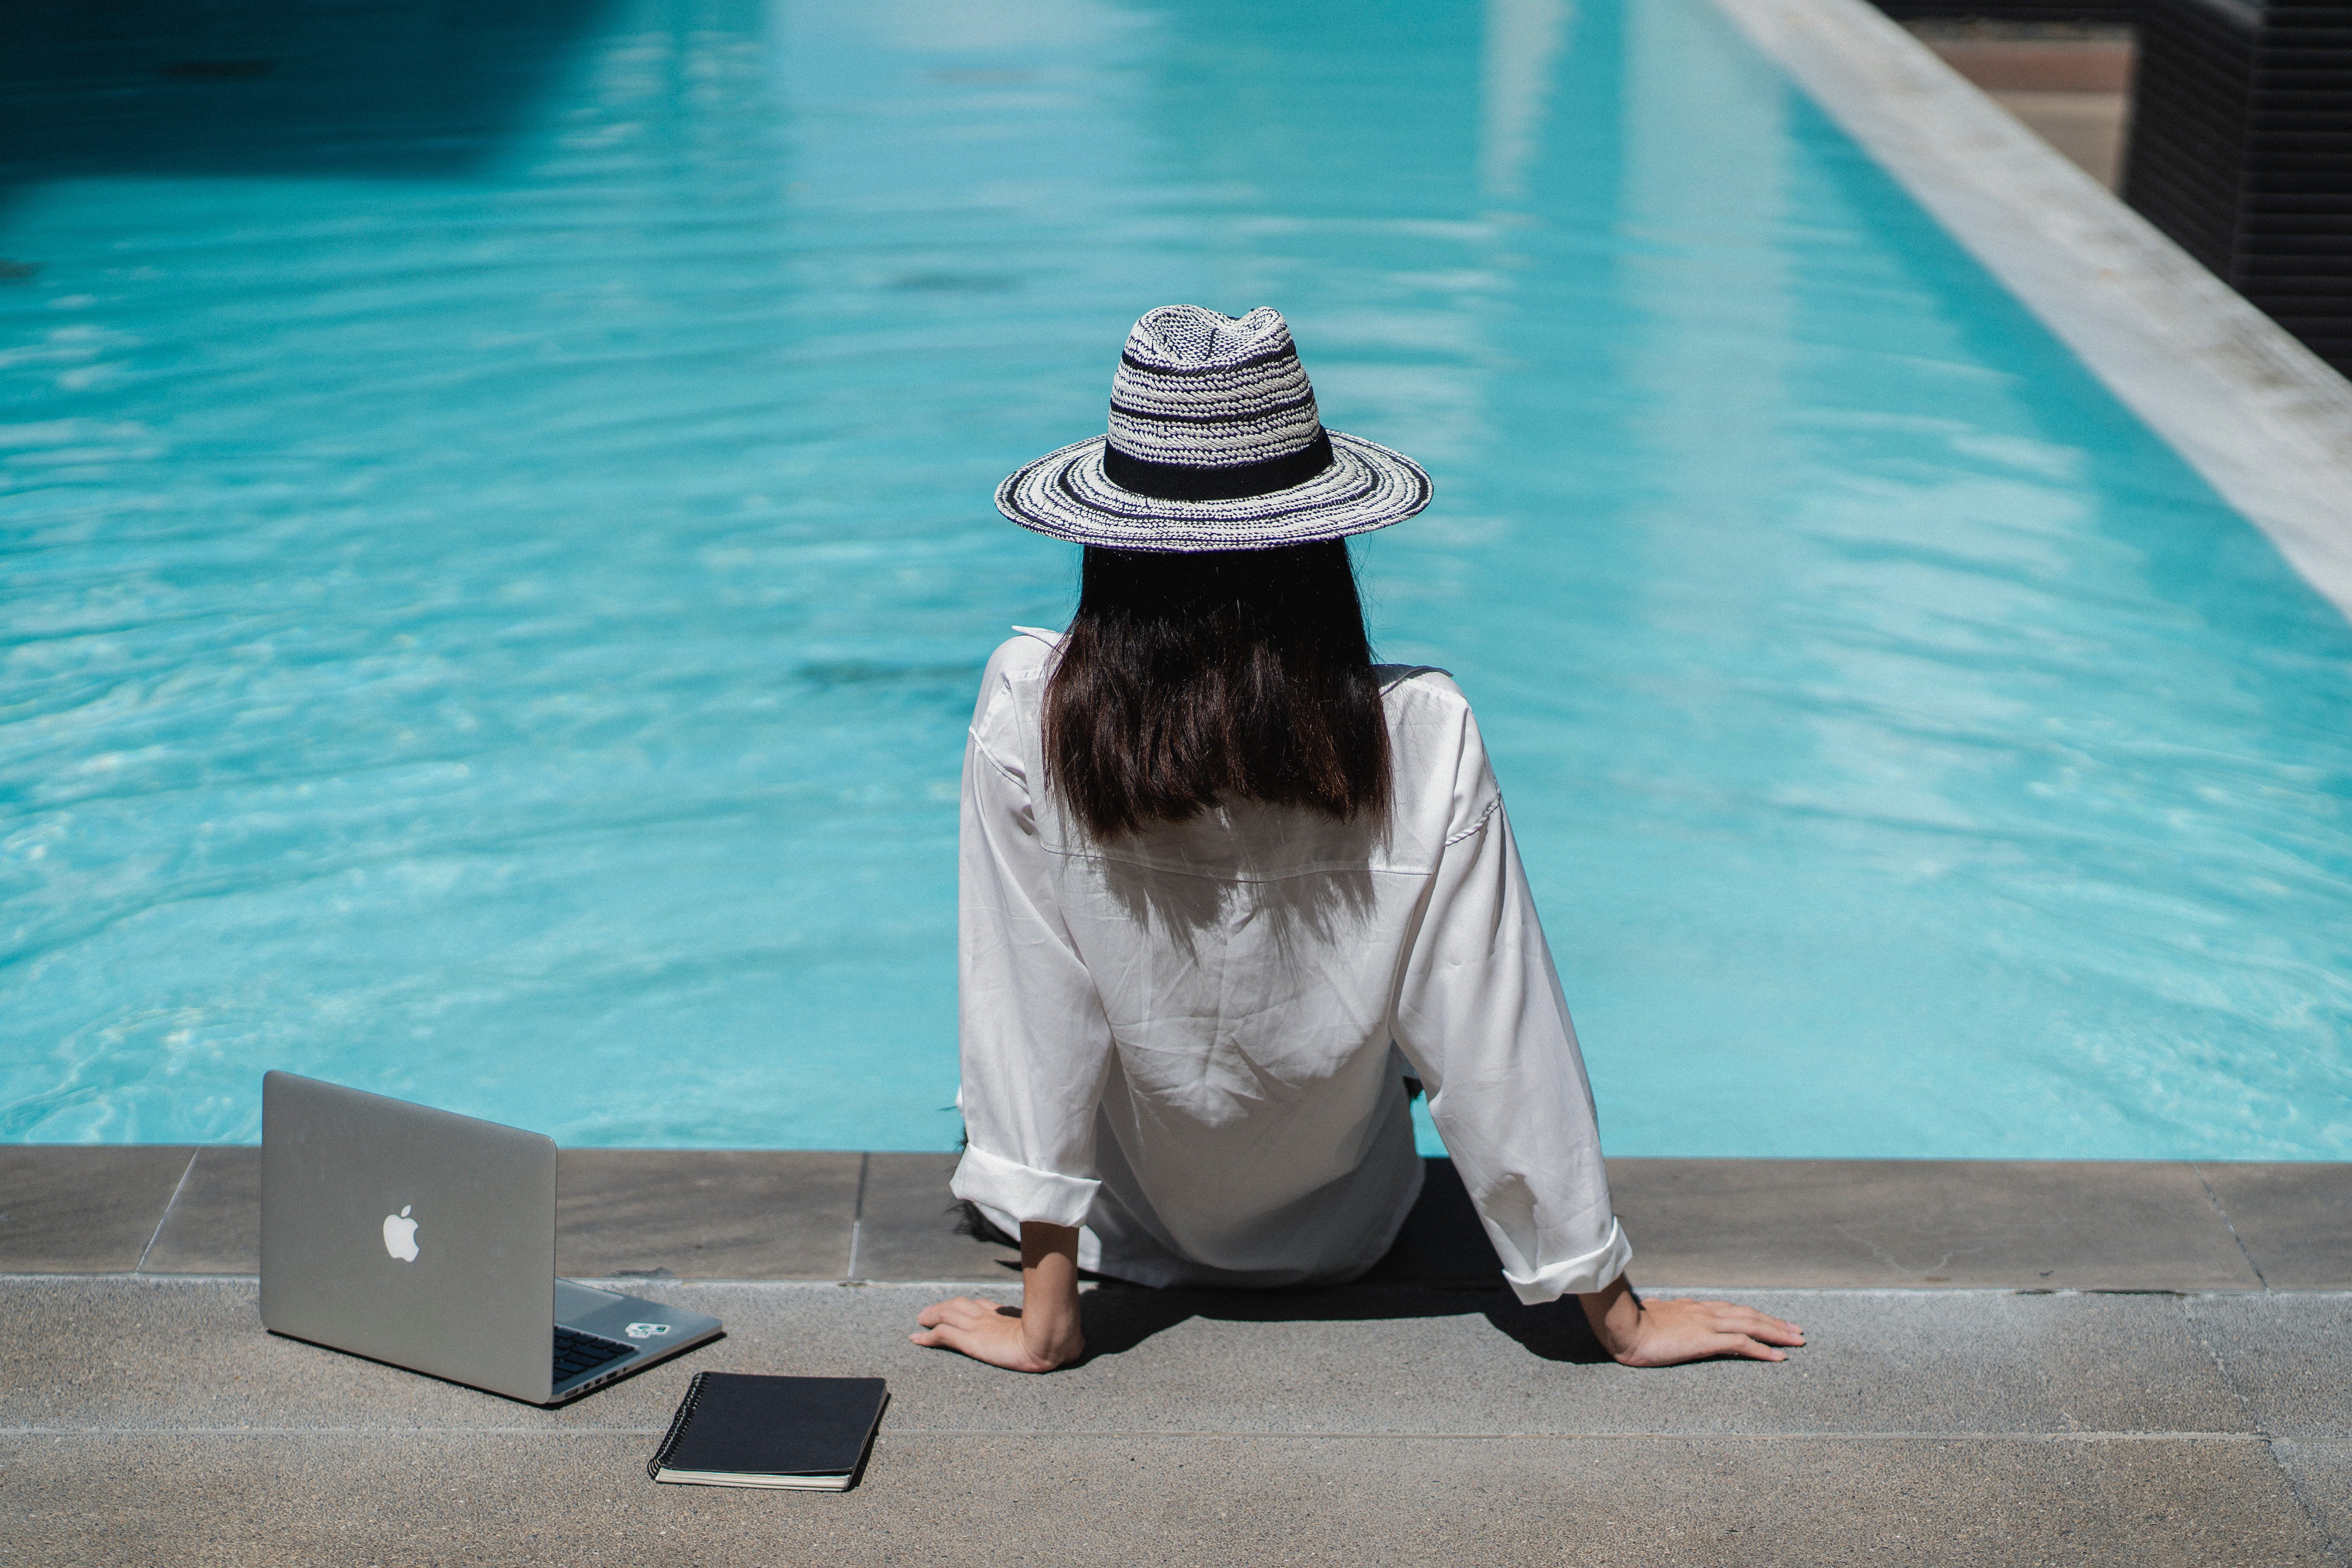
[950,629,1631,1304]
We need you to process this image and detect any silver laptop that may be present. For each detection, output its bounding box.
[260,1071,722,1405]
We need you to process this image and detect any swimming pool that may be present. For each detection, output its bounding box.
[4,0,2348,1157]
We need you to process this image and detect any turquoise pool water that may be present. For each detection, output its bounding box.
[4,0,2349,1157]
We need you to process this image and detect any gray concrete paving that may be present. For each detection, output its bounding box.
[0,1147,194,1272]
[2183,1294,2352,1439]
[3,1276,2347,1565]
[1607,1159,2263,1290]
[3,1431,2329,1567]
[9,1147,2349,1559]
[2200,1163,2352,1289]
[2276,1441,2352,1556]
[4,1147,2352,1561]
[141,1148,259,1275]
[0,1278,2268,1437]
[853,1152,1018,1282]
[554,1149,862,1280]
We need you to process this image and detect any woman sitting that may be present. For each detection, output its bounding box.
[914,305,1802,1372]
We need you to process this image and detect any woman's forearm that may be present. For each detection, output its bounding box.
[1018,1221,1085,1366]
[1577,1274,1645,1358]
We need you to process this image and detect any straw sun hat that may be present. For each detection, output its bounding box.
[995,305,1433,552]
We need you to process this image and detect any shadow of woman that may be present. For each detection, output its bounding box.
[1073,1279,1613,1366]
[1064,1156,1612,1366]
[960,1153,1616,1365]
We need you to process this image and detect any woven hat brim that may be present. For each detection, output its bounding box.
[994,430,1432,552]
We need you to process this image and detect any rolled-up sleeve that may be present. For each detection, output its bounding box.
[1389,707,1630,1305]
[948,650,1115,1230]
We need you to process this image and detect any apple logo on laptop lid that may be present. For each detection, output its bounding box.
[381,1205,420,1263]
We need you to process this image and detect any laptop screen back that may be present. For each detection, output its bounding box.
[260,1071,557,1403]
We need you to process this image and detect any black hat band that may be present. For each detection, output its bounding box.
[1100,428,1335,502]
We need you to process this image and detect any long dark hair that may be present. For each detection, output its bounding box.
[1042,539,1392,839]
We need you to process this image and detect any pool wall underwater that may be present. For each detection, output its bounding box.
[2,0,2348,1158]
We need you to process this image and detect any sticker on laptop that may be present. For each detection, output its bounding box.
[624,1322,673,1339]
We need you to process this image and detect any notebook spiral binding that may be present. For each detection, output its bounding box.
[646,1369,711,1479]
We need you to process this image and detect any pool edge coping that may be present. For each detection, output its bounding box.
[6,1147,2347,1290]
[1708,0,2352,621]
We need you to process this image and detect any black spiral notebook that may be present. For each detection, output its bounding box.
[646,1372,889,1491]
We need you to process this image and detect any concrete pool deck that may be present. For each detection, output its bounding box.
[7,1150,2352,1563]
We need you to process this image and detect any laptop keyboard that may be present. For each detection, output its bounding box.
[553,1327,636,1384]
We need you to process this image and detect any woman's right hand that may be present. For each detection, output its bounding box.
[1577,1276,1805,1366]
[909,1221,1085,1372]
